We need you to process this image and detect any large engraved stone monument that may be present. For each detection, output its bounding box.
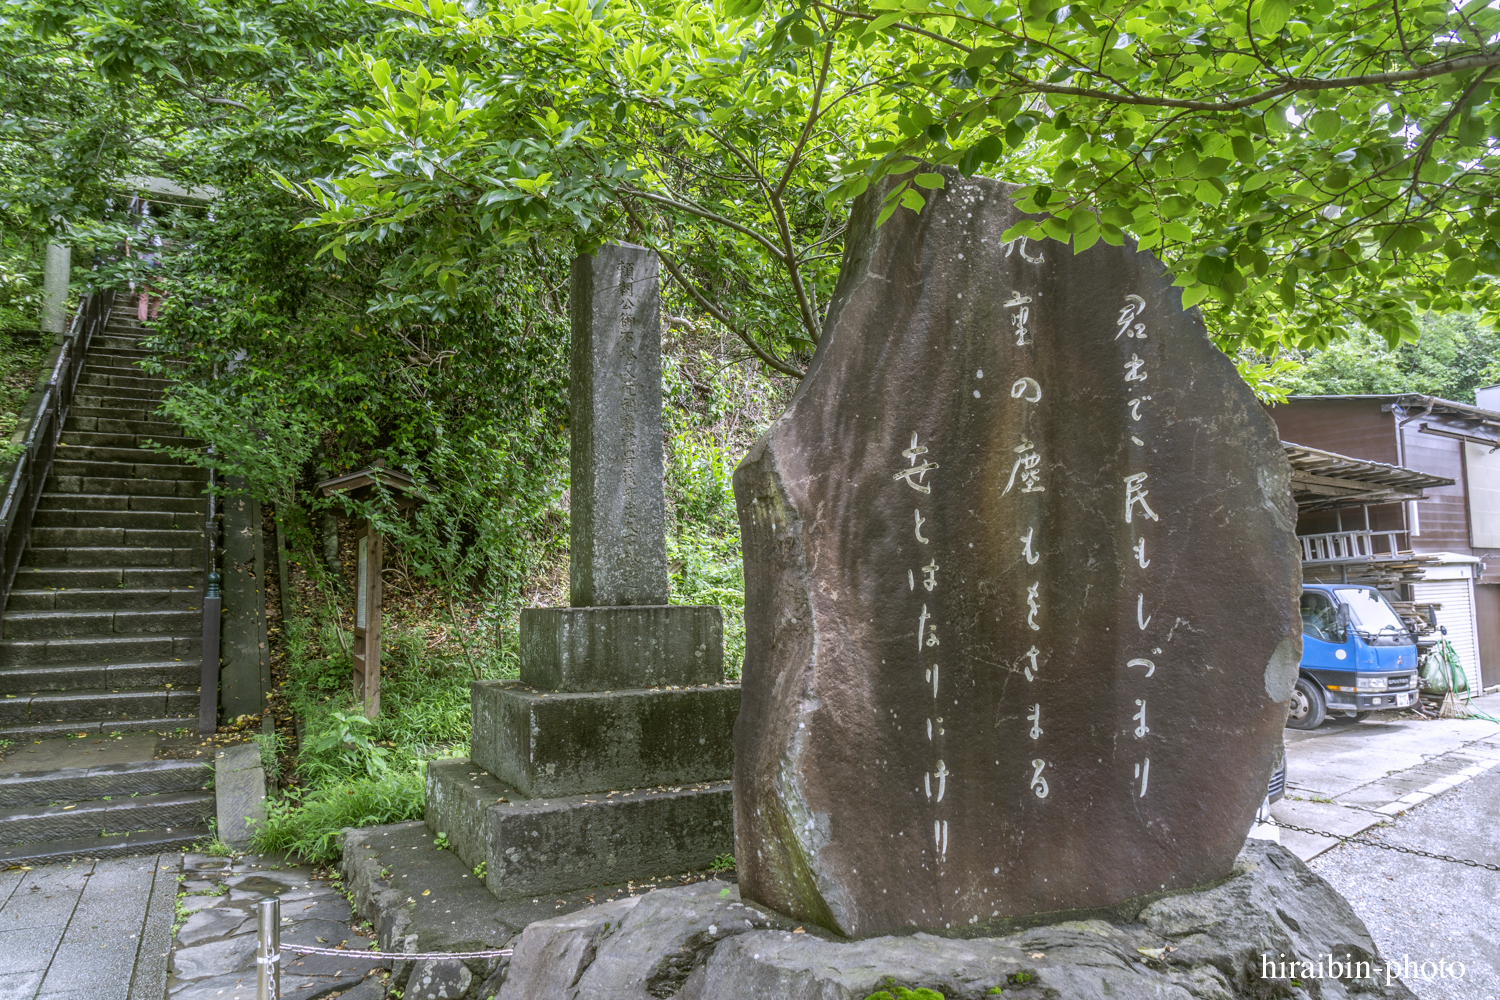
[426,245,738,899]
[732,172,1302,937]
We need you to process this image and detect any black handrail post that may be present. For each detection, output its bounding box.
[200,457,221,734]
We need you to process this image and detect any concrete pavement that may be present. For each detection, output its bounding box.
[1272,692,1500,860]
[0,853,178,1000]
[1309,763,1500,1000]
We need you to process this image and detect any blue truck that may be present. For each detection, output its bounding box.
[1288,584,1421,730]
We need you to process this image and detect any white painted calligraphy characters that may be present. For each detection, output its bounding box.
[1003,292,1033,346]
[897,433,938,493]
[1116,294,1147,341]
[1029,759,1049,798]
[1023,645,1041,682]
[1027,703,1043,740]
[895,431,948,862]
[1120,292,1162,801]
[1003,439,1044,496]
[1134,759,1151,798]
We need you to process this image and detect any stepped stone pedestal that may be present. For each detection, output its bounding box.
[426,244,737,899]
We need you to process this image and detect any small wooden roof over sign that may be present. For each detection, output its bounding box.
[316,465,422,508]
[1282,441,1454,511]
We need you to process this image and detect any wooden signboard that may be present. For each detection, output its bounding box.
[316,465,419,719]
[353,524,384,717]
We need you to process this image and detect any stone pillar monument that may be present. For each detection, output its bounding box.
[42,243,71,334]
[732,172,1302,937]
[426,244,738,899]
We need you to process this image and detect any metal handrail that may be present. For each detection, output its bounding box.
[200,453,222,734]
[0,287,116,610]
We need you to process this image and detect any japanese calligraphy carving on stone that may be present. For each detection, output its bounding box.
[731,169,1301,938]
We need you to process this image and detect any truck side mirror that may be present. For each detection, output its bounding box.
[1425,608,1438,630]
[1336,603,1350,640]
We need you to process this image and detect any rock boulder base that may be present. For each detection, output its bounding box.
[732,170,1302,936]
[496,842,1415,1000]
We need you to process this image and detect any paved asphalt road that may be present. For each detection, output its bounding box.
[1309,762,1500,1000]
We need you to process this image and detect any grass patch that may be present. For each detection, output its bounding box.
[252,771,425,864]
[249,610,472,863]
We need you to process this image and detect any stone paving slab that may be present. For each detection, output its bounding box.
[0,852,178,1000]
[167,853,389,1000]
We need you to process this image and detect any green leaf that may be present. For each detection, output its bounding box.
[1309,110,1342,142]
[1072,229,1101,253]
[1259,0,1290,34]
[900,188,927,212]
[1181,283,1213,308]
[1447,256,1479,285]
[788,23,816,45]
[913,173,946,190]
[1231,135,1257,165]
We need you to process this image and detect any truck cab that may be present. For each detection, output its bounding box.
[1288,584,1420,730]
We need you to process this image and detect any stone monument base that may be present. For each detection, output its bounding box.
[494,841,1416,1000]
[469,679,740,798]
[424,758,733,900]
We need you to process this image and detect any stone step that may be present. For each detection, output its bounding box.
[0,715,194,741]
[91,335,153,352]
[425,758,733,901]
[49,459,203,482]
[53,443,184,464]
[64,409,181,434]
[21,545,200,569]
[0,789,213,847]
[0,687,198,727]
[43,476,206,498]
[35,493,206,514]
[84,347,180,365]
[59,430,200,450]
[0,660,199,694]
[1,608,200,640]
[10,566,203,589]
[32,508,202,530]
[29,526,202,548]
[0,633,199,666]
[0,827,208,866]
[72,385,165,404]
[7,586,201,611]
[77,372,171,393]
[0,758,212,808]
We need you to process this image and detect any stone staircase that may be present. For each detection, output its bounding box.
[0,311,214,862]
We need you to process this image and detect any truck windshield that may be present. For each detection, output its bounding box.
[1333,588,1407,635]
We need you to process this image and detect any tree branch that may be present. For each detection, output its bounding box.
[624,188,789,262]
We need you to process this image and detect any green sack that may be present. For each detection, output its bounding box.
[1420,639,1470,695]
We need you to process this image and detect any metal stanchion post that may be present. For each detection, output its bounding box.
[256,896,281,1000]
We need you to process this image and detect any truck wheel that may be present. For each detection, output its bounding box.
[1286,677,1327,730]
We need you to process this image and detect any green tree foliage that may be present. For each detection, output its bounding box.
[1282,312,1500,401]
[136,192,572,603]
[816,0,1500,356]
[295,0,1500,368]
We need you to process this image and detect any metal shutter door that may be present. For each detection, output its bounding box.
[1412,580,1481,685]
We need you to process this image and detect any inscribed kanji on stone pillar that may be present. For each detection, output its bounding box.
[731,170,1302,937]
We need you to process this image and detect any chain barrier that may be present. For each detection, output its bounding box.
[255,897,513,1000]
[281,943,514,961]
[1268,819,1500,872]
